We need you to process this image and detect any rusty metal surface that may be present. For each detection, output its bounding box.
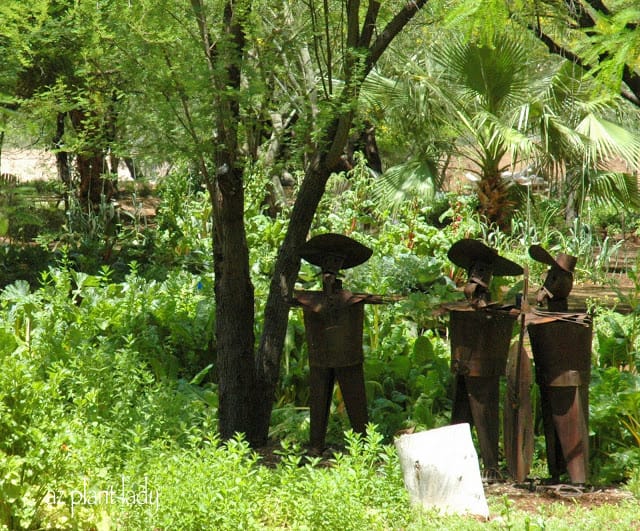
[449,309,517,377]
[297,291,369,450]
[528,320,592,387]
[504,343,534,482]
[528,319,592,484]
[309,365,368,449]
[451,375,502,472]
[445,239,523,475]
[449,308,518,474]
[302,301,365,368]
[504,265,534,482]
[294,233,385,451]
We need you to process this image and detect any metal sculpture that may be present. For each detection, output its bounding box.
[527,245,592,486]
[291,233,387,452]
[445,239,523,481]
[504,266,534,483]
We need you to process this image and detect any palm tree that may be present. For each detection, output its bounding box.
[364,32,640,228]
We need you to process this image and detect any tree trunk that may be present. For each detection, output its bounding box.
[192,0,263,443]
[69,109,115,207]
[253,149,336,443]
[191,0,429,445]
[53,112,72,210]
[251,0,429,446]
[212,166,258,441]
[476,172,515,230]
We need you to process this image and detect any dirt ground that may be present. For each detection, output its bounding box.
[483,480,634,512]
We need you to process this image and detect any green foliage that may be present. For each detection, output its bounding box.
[110,430,421,530]
[1,0,640,525]
[0,244,56,289]
[589,367,640,484]
[2,157,640,526]
[0,267,216,528]
[152,169,213,274]
[588,262,640,483]
[0,177,66,243]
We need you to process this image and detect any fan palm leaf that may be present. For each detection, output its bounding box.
[361,30,640,223]
[372,158,440,209]
[568,170,640,211]
[576,113,640,168]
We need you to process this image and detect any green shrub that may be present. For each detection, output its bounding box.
[110,430,420,530]
[0,269,217,529]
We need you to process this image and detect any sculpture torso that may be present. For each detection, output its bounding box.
[295,290,366,367]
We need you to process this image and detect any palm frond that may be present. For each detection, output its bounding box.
[539,112,588,161]
[432,33,532,114]
[372,158,440,209]
[587,171,640,210]
[576,114,640,167]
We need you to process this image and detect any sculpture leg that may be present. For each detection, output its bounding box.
[540,385,566,482]
[309,366,335,450]
[451,375,500,474]
[549,386,588,485]
[466,376,501,474]
[451,375,474,425]
[335,364,368,435]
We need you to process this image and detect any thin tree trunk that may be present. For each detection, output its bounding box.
[212,165,258,441]
[53,112,72,210]
[253,149,336,443]
[252,0,429,445]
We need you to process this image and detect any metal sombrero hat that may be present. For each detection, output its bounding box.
[529,245,577,273]
[447,238,523,276]
[298,233,373,272]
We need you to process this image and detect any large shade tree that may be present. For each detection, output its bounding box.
[1,0,135,206]
[118,0,429,444]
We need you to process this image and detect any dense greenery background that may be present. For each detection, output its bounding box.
[1,0,640,528]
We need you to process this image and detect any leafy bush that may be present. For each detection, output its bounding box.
[0,244,57,289]
[0,269,216,529]
[110,430,421,530]
[589,367,640,484]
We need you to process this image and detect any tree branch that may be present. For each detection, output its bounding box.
[367,0,428,75]
[532,23,640,108]
[359,1,381,48]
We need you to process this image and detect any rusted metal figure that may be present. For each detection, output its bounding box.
[292,233,387,451]
[445,239,523,480]
[527,245,592,486]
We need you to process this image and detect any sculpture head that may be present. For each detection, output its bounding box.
[447,239,523,306]
[529,245,577,309]
[299,233,372,295]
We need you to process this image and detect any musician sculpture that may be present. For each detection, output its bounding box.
[527,245,592,486]
[445,239,523,481]
[291,233,387,452]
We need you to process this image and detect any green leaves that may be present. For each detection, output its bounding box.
[432,34,532,114]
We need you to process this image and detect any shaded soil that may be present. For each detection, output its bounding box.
[484,481,634,513]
